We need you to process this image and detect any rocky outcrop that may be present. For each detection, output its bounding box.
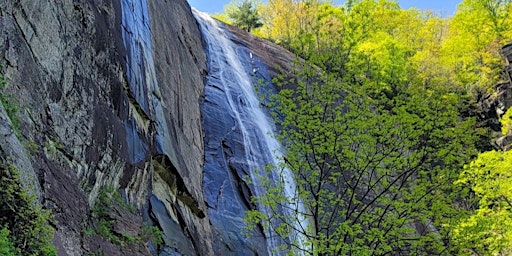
[480,43,512,150]
[0,0,212,254]
[0,0,300,254]
[224,23,296,81]
[1,1,121,253]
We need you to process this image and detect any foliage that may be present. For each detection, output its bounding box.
[90,186,136,245]
[454,150,512,255]
[211,13,231,25]
[92,186,135,217]
[0,228,18,256]
[257,0,336,50]
[226,0,263,32]
[248,55,479,254]
[219,0,510,93]
[440,0,512,92]
[217,0,510,254]
[0,164,56,256]
[89,187,164,248]
[241,0,494,254]
[257,0,312,46]
[501,106,512,135]
[0,67,20,136]
[140,224,164,246]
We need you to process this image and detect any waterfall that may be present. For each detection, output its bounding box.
[195,11,307,255]
[120,1,306,252]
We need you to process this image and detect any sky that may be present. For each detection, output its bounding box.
[189,0,462,16]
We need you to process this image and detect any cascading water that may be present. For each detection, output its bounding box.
[120,0,305,252]
[195,10,306,255]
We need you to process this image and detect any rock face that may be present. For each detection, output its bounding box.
[195,11,302,255]
[492,44,512,150]
[224,24,296,81]
[477,44,512,150]
[0,0,212,254]
[0,0,298,254]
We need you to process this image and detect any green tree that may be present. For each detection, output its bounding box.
[0,228,18,256]
[227,0,263,32]
[454,150,512,255]
[244,1,482,254]
[453,105,512,255]
[440,0,512,92]
[501,107,512,135]
[211,13,232,25]
[247,53,478,255]
[0,164,56,256]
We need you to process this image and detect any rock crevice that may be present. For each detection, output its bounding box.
[0,0,212,254]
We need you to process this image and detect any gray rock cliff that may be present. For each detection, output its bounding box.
[0,0,297,254]
[0,0,212,254]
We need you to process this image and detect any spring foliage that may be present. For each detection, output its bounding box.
[455,150,512,255]
[454,105,512,255]
[225,0,512,254]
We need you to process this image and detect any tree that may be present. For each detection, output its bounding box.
[257,0,301,45]
[454,150,512,255]
[0,164,56,256]
[0,228,18,256]
[246,42,478,255]
[453,105,512,255]
[440,0,512,92]
[227,0,263,32]
[244,1,484,254]
[256,0,329,48]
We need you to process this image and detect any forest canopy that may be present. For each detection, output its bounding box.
[217,0,512,255]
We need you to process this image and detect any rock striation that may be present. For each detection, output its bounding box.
[0,0,213,254]
[0,0,297,254]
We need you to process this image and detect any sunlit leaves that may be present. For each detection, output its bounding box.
[246,51,478,254]
[441,0,512,91]
[228,0,263,32]
[228,0,509,254]
[455,150,512,254]
[501,106,512,135]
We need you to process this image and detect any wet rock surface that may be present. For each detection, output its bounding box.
[0,0,212,254]
[196,12,299,255]
[0,0,299,254]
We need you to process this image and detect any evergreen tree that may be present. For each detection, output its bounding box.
[0,228,18,256]
[0,164,56,256]
[228,0,263,32]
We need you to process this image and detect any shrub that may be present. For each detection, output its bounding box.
[0,228,18,256]
[0,164,56,256]
[140,224,163,246]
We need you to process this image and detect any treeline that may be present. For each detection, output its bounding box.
[217,0,512,255]
[218,0,511,92]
